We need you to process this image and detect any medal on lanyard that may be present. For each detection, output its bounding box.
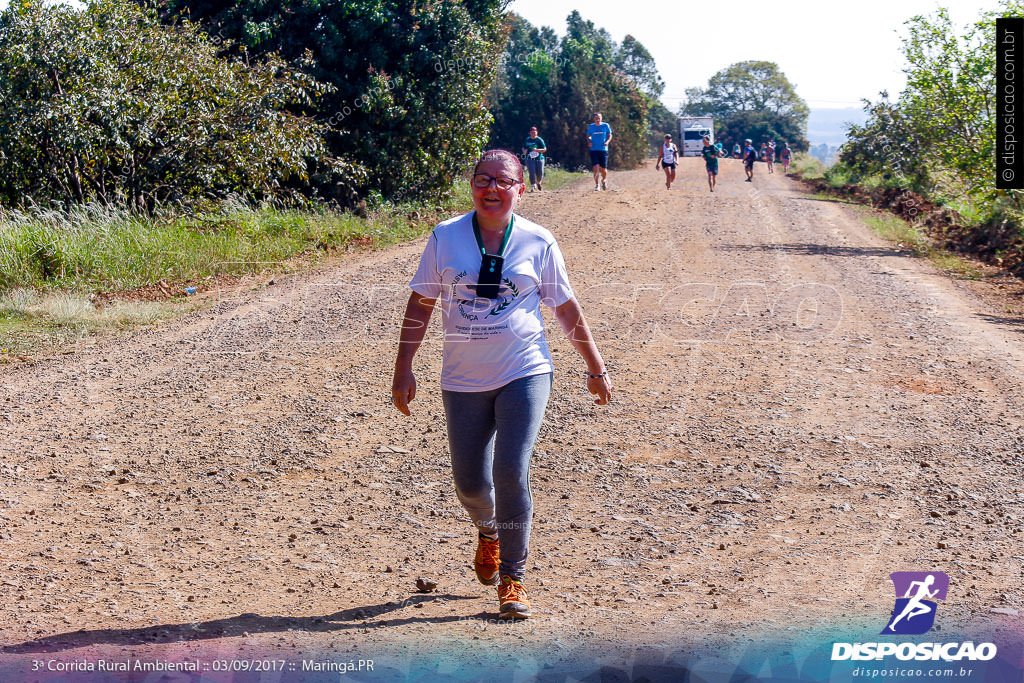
[472,212,513,299]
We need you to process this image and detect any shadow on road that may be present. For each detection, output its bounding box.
[721,243,914,258]
[976,313,1024,333]
[2,594,484,654]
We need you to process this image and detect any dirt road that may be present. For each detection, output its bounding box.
[2,158,1023,676]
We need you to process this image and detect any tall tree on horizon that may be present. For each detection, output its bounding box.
[682,60,809,150]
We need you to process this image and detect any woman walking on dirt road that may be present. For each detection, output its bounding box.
[391,149,612,620]
[656,133,679,189]
[779,142,792,174]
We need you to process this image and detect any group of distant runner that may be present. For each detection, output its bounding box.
[520,112,613,193]
[672,135,793,192]
[521,112,793,195]
[390,112,801,623]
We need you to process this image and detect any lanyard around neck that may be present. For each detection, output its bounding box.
[472,212,514,256]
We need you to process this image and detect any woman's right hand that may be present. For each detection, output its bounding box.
[587,373,612,405]
[391,366,416,416]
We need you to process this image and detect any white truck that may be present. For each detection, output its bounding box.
[677,116,714,157]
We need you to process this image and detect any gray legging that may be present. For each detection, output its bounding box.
[441,372,552,581]
[525,156,545,186]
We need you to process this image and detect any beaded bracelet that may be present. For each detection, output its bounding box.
[586,370,608,379]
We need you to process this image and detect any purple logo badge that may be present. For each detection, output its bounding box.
[882,572,949,635]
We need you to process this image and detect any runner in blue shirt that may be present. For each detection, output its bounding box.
[586,112,613,191]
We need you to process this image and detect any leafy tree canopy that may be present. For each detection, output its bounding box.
[682,60,809,150]
[150,0,506,203]
[843,5,1007,202]
[488,12,655,171]
[841,93,931,191]
[0,0,336,210]
[615,35,664,99]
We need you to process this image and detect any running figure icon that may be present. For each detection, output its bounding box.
[882,571,949,635]
[886,575,938,632]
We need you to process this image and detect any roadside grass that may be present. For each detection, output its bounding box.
[0,166,586,358]
[823,164,853,188]
[1,167,584,294]
[857,209,981,280]
[531,165,584,191]
[790,153,826,179]
[0,288,176,359]
[808,192,857,204]
[791,157,1010,283]
[940,195,995,225]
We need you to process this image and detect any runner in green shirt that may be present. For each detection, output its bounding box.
[522,127,547,191]
[700,136,719,193]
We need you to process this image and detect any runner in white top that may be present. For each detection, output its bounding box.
[655,134,678,189]
[391,149,612,620]
[407,210,574,390]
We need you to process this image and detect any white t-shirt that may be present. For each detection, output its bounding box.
[662,143,677,164]
[410,212,575,392]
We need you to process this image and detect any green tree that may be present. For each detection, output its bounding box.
[901,7,994,198]
[0,0,336,210]
[841,93,931,191]
[841,3,1024,203]
[564,10,615,64]
[682,60,809,150]
[488,13,560,154]
[488,12,652,170]
[615,35,664,99]
[715,111,808,152]
[151,0,506,202]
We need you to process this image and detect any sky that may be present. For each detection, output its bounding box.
[508,0,997,111]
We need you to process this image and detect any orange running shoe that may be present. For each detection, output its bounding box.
[474,533,500,585]
[497,575,531,619]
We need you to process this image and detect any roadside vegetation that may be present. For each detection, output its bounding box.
[0,167,585,358]
[789,154,825,180]
[833,2,1024,278]
[859,211,981,279]
[0,290,176,360]
[0,167,583,294]
[0,0,645,358]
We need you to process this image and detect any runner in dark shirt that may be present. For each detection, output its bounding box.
[743,139,756,182]
[701,136,719,192]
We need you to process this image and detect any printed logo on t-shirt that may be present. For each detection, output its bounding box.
[456,277,520,327]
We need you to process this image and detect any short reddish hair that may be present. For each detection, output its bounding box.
[473,149,524,184]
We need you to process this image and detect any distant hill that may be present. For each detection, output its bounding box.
[807,107,868,147]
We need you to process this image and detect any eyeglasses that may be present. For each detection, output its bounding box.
[472,174,520,191]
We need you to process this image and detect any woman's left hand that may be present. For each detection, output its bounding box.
[587,373,612,405]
